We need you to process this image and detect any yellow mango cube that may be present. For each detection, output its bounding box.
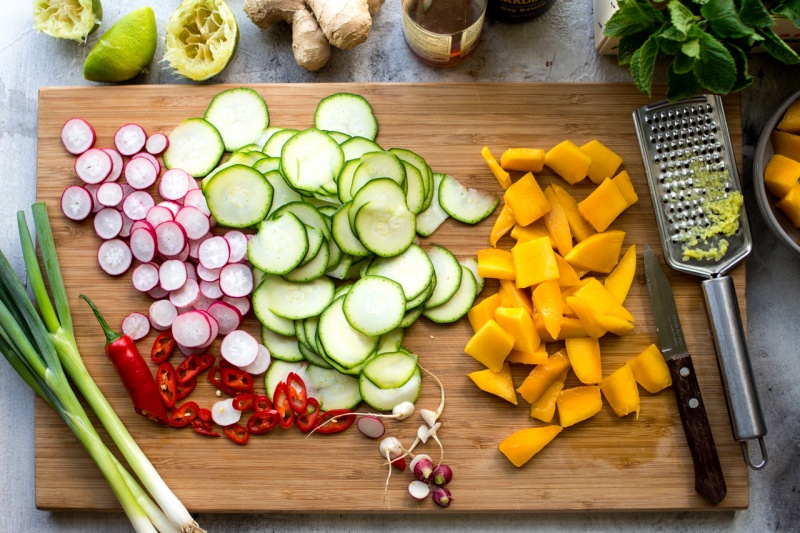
[772,130,800,162]
[764,153,800,198]
[530,370,568,423]
[564,230,625,274]
[500,147,546,172]
[498,279,534,316]
[777,181,800,227]
[511,219,556,248]
[545,140,593,185]
[467,292,502,333]
[557,385,603,427]
[628,344,672,393]
[554,253,582,287]
[564,337,603,384]
[603,244,637,304]
[512,237,559,288]
[477,248,515,280]
[499,425,562,467]
[600,364,641,418]
[495,306,540,354]
[777,99,800,133]
[543,186,573,257]
[516,349,571,403]
[506,343,548,365]
[489,204,516,247]
[580,139,623,184]
[564,296,608,339]
[468,362,518,405]
[464,319,516,372]
[596,314,635,336]
[611,170,639,207]
[481,146,511,189]
[504,172,551,226]
[578,177,630,232]
[532,279,563,340]
[550,183,596,242]
[571,278,635,322]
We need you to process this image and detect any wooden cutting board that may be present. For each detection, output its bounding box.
[35,83,748,512]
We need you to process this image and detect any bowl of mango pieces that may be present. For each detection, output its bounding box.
[755,89,800,256]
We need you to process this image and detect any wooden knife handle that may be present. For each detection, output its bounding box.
[667,354,727,504]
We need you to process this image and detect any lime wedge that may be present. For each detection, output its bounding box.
[83,7,157,82]
[164,0,239,81]
[33,0,103,42]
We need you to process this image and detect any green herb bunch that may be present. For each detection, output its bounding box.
[604,0,800,100]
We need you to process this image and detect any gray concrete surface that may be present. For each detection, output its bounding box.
[1,1,798,531]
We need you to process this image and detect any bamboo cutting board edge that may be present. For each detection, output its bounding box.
[34,82,748,513]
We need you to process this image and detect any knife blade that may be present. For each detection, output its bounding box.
[643,245,727,505]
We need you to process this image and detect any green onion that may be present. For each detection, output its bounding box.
[0,202,202,533]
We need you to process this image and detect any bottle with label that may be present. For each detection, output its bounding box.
[401,0,488,67]
[486,0,556,23]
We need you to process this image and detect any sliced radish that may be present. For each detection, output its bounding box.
[187,177,200,191]
[357,416,386,439]
[408,480,430,501]
[124,157,158,190]
[159,168,191,201]
[220,329,259,367]
[224,230,249,263]
[185,262,197,281]
[200,279,223,299]
[148,285,169,299]
[189,235,211,261]
[171,310,213,348]
[241,343,271,375]
[175,206,210,240]
[122,190,155,221]
[206,301,242,336]
[75,148,113,184]
[60,185,93,221]
[173,243,191,262]
[115,123,147,156]
[118,212,134,238]
[192,294,216,311]
[132,152,162,175]
[61,118,95,155]
[130,227,157,263]
[101,147,124,182]
[96,182,124,207]
[83,183,104,213]
[155,221,187,257]
[132,262,160,292]
[121,312,150,341]
[97,239,132,276]
[211,398,242,426]
[222,296,251,317]
[130,219,155,235]
[219,263,253,298]
[145,205,175,228]
[149,299,178,331]
[183,189,211,216]
[170,278,200,308]
[158,200,182,216]
[146,132,169,155]
[198,236,230,269]
[120,182,135,200]
[159,259,188,291]
[93,207,123,239]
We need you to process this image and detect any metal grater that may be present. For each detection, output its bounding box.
[633,95,768,470]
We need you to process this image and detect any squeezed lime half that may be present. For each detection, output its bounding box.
[33,0,103,42]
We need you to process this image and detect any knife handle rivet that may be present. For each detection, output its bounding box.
[689,398,699,409]
[680,367,690,377]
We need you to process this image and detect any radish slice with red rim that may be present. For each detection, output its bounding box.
[150,299,178,331]
[148,285,169,299]
[198,236,230,269]
[132,262,160,292]
[97,239,132,276]
[118,212,134,238]
[96,182,124,207]
[93,207,123,240]
[185,262,197,281]
[158,200,182,216]
[196,263,220,282]
[211,398,242,427]
[121,312,150,341]
[130,219,155,235]
[241,343,271,375]
[220,329,259,367]
[101,147,124,182]
[145,205,175,227]
[124,157,158,190]
[171,310,213,347]
[184,189,211,216]
[175,206,210,240]
[192,293,215,311]
[114,123,147,156]
[170,278,201,308]
[187,177,200,191]
[206,301,242,336]
[188,235,210,261]
[60,185,93,221]
[159,168,191,201]
[122,190,155,221]
[408,480,430,501]
[83,183,104,213]
[199,311,219,342]
[130,227,157,263]
[224,230,249,263]
[199,279,223,299]
[219,263,253,298]
[75,148,113,184]
[357,416,386,439]
[61,118,95,155]
[222,296,251,317]
[155,221,187,257]
[145,132,169,155]
[159,259,188,292]
[174,243,191,262]
[132,152,161,175]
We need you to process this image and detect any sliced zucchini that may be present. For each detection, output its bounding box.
[253,157,281,174]
[350,151,406,197]
[327,253,354,280]
[402,161,426,215]
[251,279,296,336]
[377,328,405,354]
[204,87,270,152]
[460,257,485,293]
[204,164,273,228]
[314,92,378,141]
[280,128,344,195]
[438,174,499,224]
[273,201,332,241]
[317,296,379,370]
[354,200,416,258]
[399,305,424,328]
[422,265,478,323]
[263,170,303,216]
[263,128,298,158]
[365,243,434,302]
[343,275,407,337]
[262,274,335,320]
[360,366,422,412]
[389,147,433,203]
[283,237,330,282]
[424,244,462,308]
[261,327,304,362]
[247,212,307,275]
[348,177,408,231]
[341,136,383,161]
[326,130,352,144]
[265,360,309,400]
[362,350,418,390]
[257,127,285,151]
[163,117,224,178]
[305,365,362,411]
[415,172,450,237]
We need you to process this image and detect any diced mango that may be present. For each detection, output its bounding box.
[777,99,800,133]
[604,244,637,304]
[530,370,568,422]
[468,362,518,405]
[557,386,603,427]
[571,278,635,322]
[776,181,800,227]
[596,314,635,336]
[628,344,672,393]
[506,343,548,365]
[772,130,800,162]
[477,248,515,280]
[532,279,563,340]
[565,296,608,339]
[578,177,630,232]
[543,186,573,256]
[504,172,551,226]
[564,230,625,274]
[511,219,556,248]
[556,317,589,339]
[550,183,596,242]
[512,237,559,289]
[611,170,639,207]
[498,279,533,316]
[516,349,571,403]
[495,306,540,354]
[500,147,546,172]
[600,364,641,418]
[468,293,502,333]
[764,153,800,198]
[554,253,582,287]
[464,319,516,372]
[499,425,562,467]
[564,337,602,384]
[489,204,516,247]
[545,140,593,185]
[482,146,512,189]
[580,139,623,184]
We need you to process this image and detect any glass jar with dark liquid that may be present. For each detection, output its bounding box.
[401,0,488,67]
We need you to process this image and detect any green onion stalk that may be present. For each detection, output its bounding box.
[0,202,202,533]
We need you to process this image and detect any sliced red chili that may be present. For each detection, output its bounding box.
[208,366,239,396]
[176,355,202,384]
[273,382,294,428]
[191,418,219,437]
[223,423,250,445]
[296,397,321,433]
[156,362,177,408]
[247,409,279,434]
[313,409,356,434]
[220,367,254,392]
[286,372,309,414]
[232,394,256,411]
[219,358,235,369]
[151,331,176,364]
[174,377,197,402]
[198,408,213,423]
[169,401,199,428]
[253,395,272,412]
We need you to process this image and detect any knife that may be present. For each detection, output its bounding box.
[643,245,727,504]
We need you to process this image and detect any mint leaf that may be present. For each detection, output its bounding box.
[604,0,667,38]
[668,0,697,35]
[756,26,800,64]
[739,0,775,28]
[693,32,737,94]
[618,31,652,66]
[772,0,800,26]
[667,64,701,102]
[725,43,754,92]
[630,31,662,97]
[672,50,698,74]
[682,38,701,58]
[657,26,687,55]
[701,0,756,39]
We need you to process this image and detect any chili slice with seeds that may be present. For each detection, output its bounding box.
[253,395,272,412]
[247,409,279,434]
[286,372,309,414]
[198,407,213,423]
[191,418,219,437]
[314,409,356,434]
[174,377,197,402]
[223,423,250,445]
[220,367,254,392]
[169,401,199,428]
[273,382,294,428]
[156,361,177,408]
[296,397,321,433]
[232,394,256,411]
[151,330,176,364]
[208,366,239,396]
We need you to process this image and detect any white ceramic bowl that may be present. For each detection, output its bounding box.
[754,88,800,256]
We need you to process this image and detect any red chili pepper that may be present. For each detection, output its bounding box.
[296,397,321,433]
[176,353,214,384]
[219,358,235,369]
[273,382,294,428]
[191,418,219,437]
[81,295,169,425]
[156,362,178,408]
[232,394,256,411]
[198,408,213,423]
[313,409,356,434]
[286,372,309,414]
[253,395,272,412]
[247,409,279,434]
[150,331,176,364]
[220,367,254,392]
[223,423,250,445]
[175,377,197,402]
[169,401,199,428]
[208,366,239,396]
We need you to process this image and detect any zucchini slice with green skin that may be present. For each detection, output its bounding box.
[424,244,462,308]
[253,157,281,174]
[438,174,499,224]
[283,237,330,282]
[305,365,362,411]
[354,200,416,258]
[460,257,485,293]
[336,159,361,204]
[263,170,304,216]
[362,350,418,390]
[273,201,332,241]
[399,305,424,328]
[163,117,224,178]
[247,212,308,275]
[204,87,270,152]
[341,136,383,161]
[348,177,407,232]
[422,265,478,324]
[360,366,422,412]
[343,275,407,337]
[265,360,309,400]
[263,128,298,158]
[251,279,296,336]
[377,328,405,354]
[317,296,379,370]
[205,164,273,228]
[350,151,406,198]
[314,92,378,141]
[389,147,433,204]
[415,173,450,237]
[365,244,435,302]
[262,274,335,320]
[280,128,344,195]
[402,161,426,215]
[261,327,304,362]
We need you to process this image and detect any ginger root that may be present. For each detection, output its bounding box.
[244,0,385,71]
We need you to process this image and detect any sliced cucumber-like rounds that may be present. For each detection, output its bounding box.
[341,136,383,161]
[366,244,435,302]
[261,274,335,320]
[318,296,379,369]
[248,212,308,275]
[280,128,344,195]
[439,174,499,224]
[163,117,224,178]
[362,350,418,390]
[265,360,309,400]
[305,365,362,411]
[204,87,270,152]
[349,177,407,231]
[360,366,422,412]
[460,257,485,293]
[425,244,462,308]
[416,172,450,237]
[351,151,406,197]
[354,200,416,258]
[343,276,407,336]
[251,278,296,336]
[315,93,378,141]
[332,203,371,257]
[205,164,273,228]
[261,327,304,362]
[263,128,298,158]
[423,265,478,323]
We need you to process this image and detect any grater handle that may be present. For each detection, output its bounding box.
[701,276,768,469]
